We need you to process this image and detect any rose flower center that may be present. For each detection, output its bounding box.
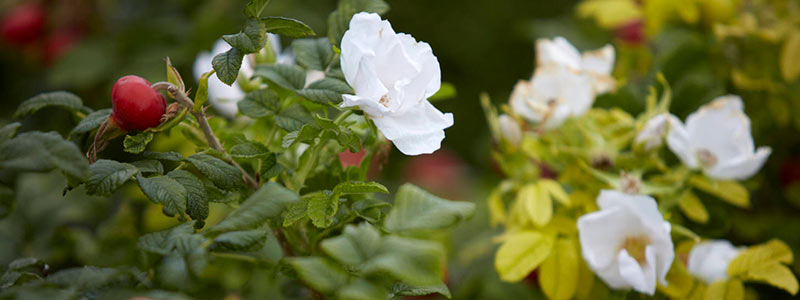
[620,235,651,265]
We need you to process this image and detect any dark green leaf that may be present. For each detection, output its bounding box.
[168,170,209,228]
[212,227,268,251]
[13,91,86,118]
[230,141,271,159]
[274,105,313,132]
[237,89,281,118]
[292,38,334,70]
[212,47,245,86]
[0,132,89,180]
[244,0,271,17]
[136,174,187,218]
[327,0,389,47]
[282,125,321,148]
[254,64,306,90]
[86,160,139,196]
[209,182,299,233]
[132,159,163,174]
[321,223,382,266]
[261,16,315,38]
[123,132,154,154]
[260,153,283,179]
[297,78,352,105]
[144,151,184,162]
[286,257,349,294]
[137,222,197,255]
[45,267,144,292]
[384,184,475,233]
[69,109,111,137]
[185,153,244,190]
[391,282,451,298]
[223,18,267,54]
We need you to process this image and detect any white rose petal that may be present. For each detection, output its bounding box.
[537,37,615,94]
[577,190,674,295]
[635,113,681,151]
[340,12,453,156]
[510,64,593,128]
[666,95,771,180]
[687,240,742,284]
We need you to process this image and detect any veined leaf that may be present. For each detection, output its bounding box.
[244,0,270,18]
[728,239,794,276]
[131,159,164,174]
[689,175,750,208]
[362,236,444,287]
[287,257,349,294]
[223,18,267,54]
[254,64,306,90]
[212,47,244,86]
[209,182,299,233]
[86,160,139,196]
[136,174,187,218]
[70,109,111,137]
[238,89,280,118]
[338,278,389,300]
[0,131,89,180]
[14,91,87,118]
[185,154,244,190]
[383,184,475,233]
[261,17,315,38]
[292,38,334,70]
[519,183,552,227]
[495,230,555,282]
[321,223,382,266]
[168,170,209,229]
[212,227,268,251]
[123,132,154,154]
[539,237,579,300]
[230,141,271,159]
[307,191,337,228]
[333,181,388,195]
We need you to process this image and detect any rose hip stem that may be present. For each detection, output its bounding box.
[151,81,258,189]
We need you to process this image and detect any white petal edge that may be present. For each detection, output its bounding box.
[370,101,453,155]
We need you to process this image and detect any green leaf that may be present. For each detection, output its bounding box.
[165,57,184,92]
[244,0,270,18]
[69,109,111,137]
[131,159,163,174]
[230,141,271,159]
[137,222,199,255]
[223,18,267,54]
[212,47,244,86]
[260,153,283,179]
[0,131,89,180]
[338,278,388,300]
[194,71,214,112]
[254,64,306,90]
[0,185,13,219]
[428,82,456,102]
[144,151,183,162]
[678,190,708,223]
[123,132,154,154]
[283,199,308,227]
[185,153,244,190]
[657,259,695,299]
[539,238,579,300]
[704,279,744,300]
[538,179,570,207]
[0,123,21,144]
[383,183,475,233]
[320,223,382,266]
[209,182,299,233]
[689,175,750,208]
[287,257,349,294]
[86,160,139,196]
[519,183,552,227]
[274,105,313,132]
[14,91,86,118]
[168,170,209,228]
[742,263,799,295]
[297,78,352,105]
[136,174,187,218]
[292,38,334,70]
[327,0,390,47]
[212,227,268,251]
[333,181,388,195]
[391,282,451,298]
[728,239,794,276]
[352,198,390,223]
[237,89,280,118]
[780,30,800,82]
[362,236,444,287]
[307,191,337,228]
[44,266,144,292]
[282,125,321,148]
[261,16,315,38]
[495,230,555,282]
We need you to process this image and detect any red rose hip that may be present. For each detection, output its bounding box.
[111,75,166,131]
[0,3,45,45]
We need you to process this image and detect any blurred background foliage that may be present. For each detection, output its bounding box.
[1,0,799,299]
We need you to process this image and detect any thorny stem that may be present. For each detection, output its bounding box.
[152,82,258,189]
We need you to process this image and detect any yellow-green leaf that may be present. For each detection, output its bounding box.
[728,239,794,276]
[488,188,506,226]
[539,179,571,207]
[780,30,800,82]
[657,259,696,299]
[678,190,709,224]
[494,231,555,282]
[743,263,799,295]
[704,279,744,300]
[519,183,552,227]
[689,175,750,208]
[539,237,579,300]
[574,258,596,300]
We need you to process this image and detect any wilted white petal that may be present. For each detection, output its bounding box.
[536,36,582,70]
[578,190,674,295]
[340,12,452,155]
[688,240,742,284]
[581,44,616,94]
[372,101,453,155]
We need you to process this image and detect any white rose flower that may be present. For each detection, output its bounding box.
[497,114,522,146]
[577,190,674,295]
[634,113,681,151]
[510,37,615,129]
[666,95,771,180]
[193,34,293,118]
[687,240,742,284]
[340,12,453,155]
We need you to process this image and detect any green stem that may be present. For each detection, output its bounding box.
[334,109,354,124]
